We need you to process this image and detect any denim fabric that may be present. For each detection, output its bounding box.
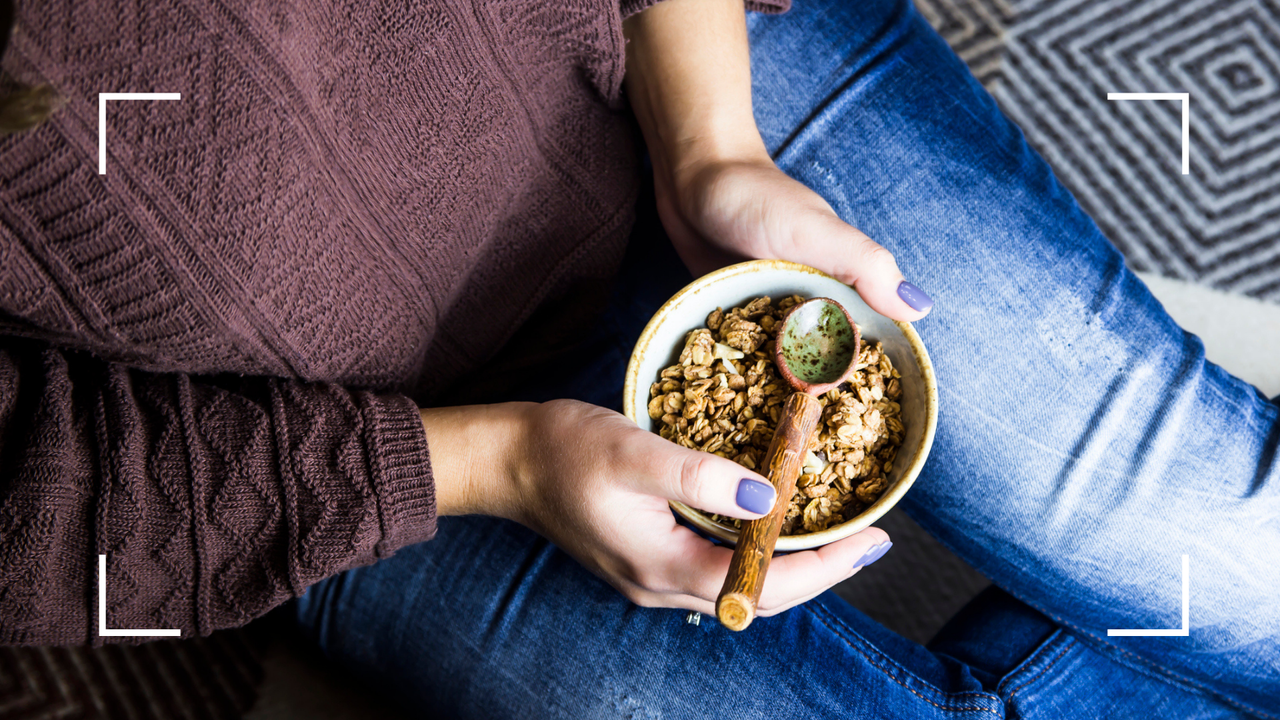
[750,0,1280,713]
[293,0,1280,716]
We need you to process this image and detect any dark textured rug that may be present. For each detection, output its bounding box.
[0,628,265,720]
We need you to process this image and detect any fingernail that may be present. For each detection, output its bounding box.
[897,281,934,312]
[735,478,776,515]
[854,541,893,569]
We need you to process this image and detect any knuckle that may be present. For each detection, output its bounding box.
[618,558,644,586]
[615,581,648,606]
[629,592,663,609]
[757,604,782,618]
[677,453,711,508]
[860,242,899,271]
[633,567,674,595]
[623,421,661,456]
[619,559,669,595]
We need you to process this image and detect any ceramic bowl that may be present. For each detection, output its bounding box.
[622,260,939,551]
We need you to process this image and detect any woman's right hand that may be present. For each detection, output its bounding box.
[421,400,890,617]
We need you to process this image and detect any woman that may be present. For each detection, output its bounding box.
[1,0,1276,716]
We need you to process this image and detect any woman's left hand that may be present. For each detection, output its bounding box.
[623,0,933,323]
[655,151,933,323]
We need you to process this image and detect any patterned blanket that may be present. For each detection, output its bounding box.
[919,0,1280,303]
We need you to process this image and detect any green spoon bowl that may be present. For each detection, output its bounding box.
[775,297,862,395]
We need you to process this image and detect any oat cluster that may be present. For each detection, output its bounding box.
[648,296,906,535]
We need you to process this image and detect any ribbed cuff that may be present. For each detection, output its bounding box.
[361,392,438,558]
[620,0,789,19]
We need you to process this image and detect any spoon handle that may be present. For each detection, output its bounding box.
[716,391,823,631]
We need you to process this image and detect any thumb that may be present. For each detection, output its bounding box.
[789,217,934,322]
[655,443,778,521]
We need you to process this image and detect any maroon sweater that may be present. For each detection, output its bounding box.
[0,0,785,645]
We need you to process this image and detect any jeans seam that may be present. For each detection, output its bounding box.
[996,630,1074,700]
[1001,603,1277,720]
[899,523,1276,718]
[1068,630,1278,720]
[808,603,1002,715]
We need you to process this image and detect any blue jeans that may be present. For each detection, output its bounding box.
[294,0,1280,717]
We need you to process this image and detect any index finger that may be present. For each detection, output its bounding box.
[654,524,891,615]
[756,527,891,614]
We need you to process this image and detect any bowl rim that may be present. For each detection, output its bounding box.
[622,259,939,551]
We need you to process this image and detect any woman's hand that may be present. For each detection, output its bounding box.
[423,401,890,616]
[658,153,933,322]
[623,0,934,322]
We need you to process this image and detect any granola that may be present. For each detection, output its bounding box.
[648,295,905,535]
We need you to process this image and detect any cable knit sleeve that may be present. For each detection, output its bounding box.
[0,336,436,645]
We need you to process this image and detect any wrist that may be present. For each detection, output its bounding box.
[419,402,536,521]
[658,126,771,200]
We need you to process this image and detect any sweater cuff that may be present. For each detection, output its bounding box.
[745,0,790,12]
[361,391,438,557]
[621,0,790,18]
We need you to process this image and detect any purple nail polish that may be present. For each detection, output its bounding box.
[854,541,893,569]
[735,478,775,515]
[897,281,934,312]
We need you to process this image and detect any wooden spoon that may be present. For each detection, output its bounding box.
[716,297,862,631]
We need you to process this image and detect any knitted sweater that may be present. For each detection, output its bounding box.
[0,0,785,645]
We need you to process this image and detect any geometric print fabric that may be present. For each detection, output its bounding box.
[918,0,1280,302]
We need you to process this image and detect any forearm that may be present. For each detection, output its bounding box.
[622,0,769,188]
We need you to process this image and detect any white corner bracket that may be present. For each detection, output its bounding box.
[1106,93,1190,175]
[1108,555,1189,637]
[98,92,182,175]
[98,554,181,637]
